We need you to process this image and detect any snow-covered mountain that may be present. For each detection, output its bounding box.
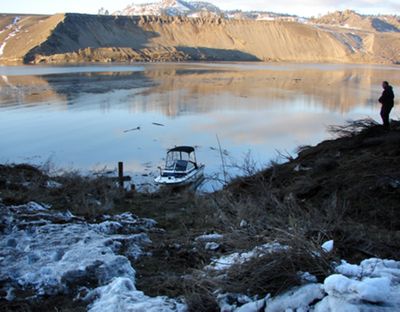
[115,0,222,18]
[115,0,306,22]
[114,2,400,31]
[225,10,302,22]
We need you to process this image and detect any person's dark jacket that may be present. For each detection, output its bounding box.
[379,85,395,107]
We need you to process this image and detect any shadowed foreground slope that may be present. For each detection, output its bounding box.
[1,119,400,311]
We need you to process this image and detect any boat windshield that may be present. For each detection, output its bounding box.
[165,151,195,169]
[175,160,187,172]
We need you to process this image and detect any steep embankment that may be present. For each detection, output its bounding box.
[310,10,400,33]
[0,14,63,64]
[0,13,399,64]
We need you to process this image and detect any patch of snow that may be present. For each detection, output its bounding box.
[91,221,123,234]
[217,293,264,312]
[12,16,21,25]
[0,221,134,295]
[321,239,334,253]
[239,219,247,227]
[0,202,185,310]
[207,242,287,271]
[298,271,318,283]
[205,242,220,251]
[1,75,16,89]
[0,16,21,57]
[86,277,187,312]
[195,233,223,241]
[294,164,312,172]
[235,297,267,311]
[0,42,7,56]
[229,257,400,311]
[324,274,391,303]
[25,201,49,211]
[265,284,325,312]
[46,180,62,188]
[5,287,15,301]
[336,258,400,281]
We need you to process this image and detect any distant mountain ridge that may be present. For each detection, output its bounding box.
[115,0,222,18]
[115,1,399,31]
[116,0,301,21]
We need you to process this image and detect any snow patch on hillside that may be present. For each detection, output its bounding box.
[0,16,21,57]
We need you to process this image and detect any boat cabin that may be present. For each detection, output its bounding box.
[162,146,198,177]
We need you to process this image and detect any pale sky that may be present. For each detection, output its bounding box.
[1,0,399,17]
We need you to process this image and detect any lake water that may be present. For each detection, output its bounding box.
[1,62,399,191]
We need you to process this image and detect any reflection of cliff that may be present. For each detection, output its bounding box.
[42,71,155,100]
[0,75,65,106]
[0,71,157,107]
[142,64,400,115]
[2,64,399,114]
[1,13,399,65]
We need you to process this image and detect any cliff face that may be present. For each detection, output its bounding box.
[310,10,400,33]
[0,13,399,65]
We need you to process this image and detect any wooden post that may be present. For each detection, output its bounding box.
[118,161,124,188]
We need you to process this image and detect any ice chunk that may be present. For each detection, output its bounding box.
[0,203,154,298]
[298,271,318,283]
[207,243,287,271]
[86,277,187,312]
[324,274,391,304]
[195,233,223,241]
[235,297,266,312]
[314,296,360,312]
[237,257,400,312]
[24,201,49,212]
[324,274,353,296]
[92,221,123,234]
[46,180,62,188]
[321,240,334,253]
[353,277,390,303]
[265,284,325,312]
[205,242,220,251]
[335,260,362,277]
[239,219,247,227]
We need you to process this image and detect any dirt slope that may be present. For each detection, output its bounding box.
[0,13,399,64]
[0,14,63,64]
[228,120,400,259]
[311,10,400,33]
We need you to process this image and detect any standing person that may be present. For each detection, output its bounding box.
[378,81,395,130]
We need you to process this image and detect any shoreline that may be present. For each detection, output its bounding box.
[1,118,400,310]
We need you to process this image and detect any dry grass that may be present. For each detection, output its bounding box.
[221,243,333,297]
[2,119,400,311]
[328,118,380,138]
[0,163,124,216]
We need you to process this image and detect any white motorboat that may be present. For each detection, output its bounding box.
[154,146,205,187]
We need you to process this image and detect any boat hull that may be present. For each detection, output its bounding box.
[154,165,205,187]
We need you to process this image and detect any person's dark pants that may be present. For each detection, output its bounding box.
[380,104,393,130]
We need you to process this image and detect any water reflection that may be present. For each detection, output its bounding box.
[0,63,399,190]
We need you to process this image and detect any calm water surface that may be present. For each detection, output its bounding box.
[1,63,399,190]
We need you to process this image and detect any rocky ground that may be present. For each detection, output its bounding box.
[1,119,400,311]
